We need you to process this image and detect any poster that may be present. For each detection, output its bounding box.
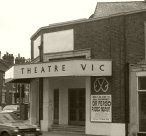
[91,95,112,122]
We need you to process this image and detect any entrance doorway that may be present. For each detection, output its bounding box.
[68,88,85,126]
[53,89,59,124]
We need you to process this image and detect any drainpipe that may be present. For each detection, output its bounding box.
[38,33,44,126]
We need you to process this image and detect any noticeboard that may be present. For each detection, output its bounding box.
[91,95,112,122]
[90,77,112,122]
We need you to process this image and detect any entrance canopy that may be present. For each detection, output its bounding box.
[5,59,112,83]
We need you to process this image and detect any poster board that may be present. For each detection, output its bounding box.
[91,77,112,122]
[91,94,112,122]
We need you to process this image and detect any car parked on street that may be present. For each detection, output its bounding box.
[2,105,20,113]
[0,112,42,136]
[1,105,20,119]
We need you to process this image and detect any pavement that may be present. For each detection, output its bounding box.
[42,131,91,136]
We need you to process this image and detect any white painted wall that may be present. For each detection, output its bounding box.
[129,71,138,136]
[41,78,52,131]
[43,29,74,54]
[49,77,86,125]
[33,36,41,58]
[30,79,39,125]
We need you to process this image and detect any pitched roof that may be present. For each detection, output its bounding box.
[92,1,146,18]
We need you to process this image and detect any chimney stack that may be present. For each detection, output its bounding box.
[2,52,14,66]
[15,54,25,64]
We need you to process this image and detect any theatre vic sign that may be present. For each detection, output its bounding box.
[5,60,112,81]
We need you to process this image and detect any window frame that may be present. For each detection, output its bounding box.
[137,76,146,132]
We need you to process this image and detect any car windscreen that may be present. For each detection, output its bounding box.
[0,113,19,123]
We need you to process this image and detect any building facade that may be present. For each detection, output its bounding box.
[0,52,30,119]
[5,2,146,136]
[0,52,16,107]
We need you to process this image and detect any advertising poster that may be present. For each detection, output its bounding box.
[91,95,112,122]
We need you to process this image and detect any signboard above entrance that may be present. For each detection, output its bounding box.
[5,59,112,82]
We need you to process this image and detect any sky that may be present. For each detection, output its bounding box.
[0,0,144,59]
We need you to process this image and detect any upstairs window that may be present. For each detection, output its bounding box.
[3,73,5,86]
[138,77,146,90]
[2,89,6,104]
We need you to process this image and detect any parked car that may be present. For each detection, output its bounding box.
[2,105,20,119]
[2,105,20,112]
[0,112,42,136]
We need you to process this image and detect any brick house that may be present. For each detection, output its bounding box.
[5,1,146,136]
[0,52,16,107]
[0,52,30,119]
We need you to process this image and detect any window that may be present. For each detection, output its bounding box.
[24,84,30,103]
[24,91,29,103]
[8,90,15,104]
[2,89,6,104]
[3,73,5,86]
[25,84,30,90]
[138,77,146,90]
[138,77,146,132]
[12,93,15,104]
[12,83,16,88]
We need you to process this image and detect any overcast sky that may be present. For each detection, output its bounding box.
[0,0,144,59]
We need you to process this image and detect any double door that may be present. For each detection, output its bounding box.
[68,88,85,126]
[53,88,85,125]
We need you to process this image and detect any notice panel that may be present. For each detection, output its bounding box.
[91,95,112,122]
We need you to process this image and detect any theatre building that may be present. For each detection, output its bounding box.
[5,2,146,136]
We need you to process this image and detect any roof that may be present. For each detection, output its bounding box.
[92,1,146,18]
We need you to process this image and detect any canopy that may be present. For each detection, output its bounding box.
[5,59,112,83]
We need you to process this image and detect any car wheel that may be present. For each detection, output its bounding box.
[1,132,10,136]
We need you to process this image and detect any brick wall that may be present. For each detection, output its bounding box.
[31,10,146,124]
[126,12,146,63]
[72,12,146,123]
[66,15,126,123]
